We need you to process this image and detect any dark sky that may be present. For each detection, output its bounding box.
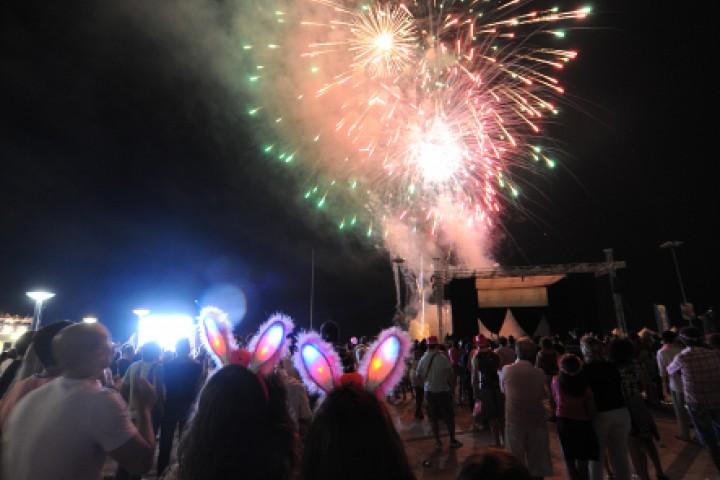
[1,0,715,342]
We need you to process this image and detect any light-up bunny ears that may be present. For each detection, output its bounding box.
[198,306,294,376]
[293,326,411,397]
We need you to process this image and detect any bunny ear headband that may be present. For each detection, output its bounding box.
[198,306,295,377]
[293,326,411,397]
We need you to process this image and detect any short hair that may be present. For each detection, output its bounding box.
[456,449,532,480]
[175,338,192,356]
[13,331,35,357]
[661,330,677,345]
[140,341,162,361]
[301,385,415,480]
[121,344,136,356]
[514,337,536,362]
[540,336,553,349]
[608,338,635,366]
[32,321,73,369]
[320,321,340,343]
[52,323,110,372]
[580,335,605,363]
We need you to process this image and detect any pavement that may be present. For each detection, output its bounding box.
[103,395,718,480]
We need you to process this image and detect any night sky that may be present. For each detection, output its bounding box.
[1,0,715,343]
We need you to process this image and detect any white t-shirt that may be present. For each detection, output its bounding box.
[2,377,137,480]
[416,350,452,393]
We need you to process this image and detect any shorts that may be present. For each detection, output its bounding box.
[425,391,455,424]
[478,388,505,420]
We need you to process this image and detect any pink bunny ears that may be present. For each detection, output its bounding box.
[198,306,295,376]
[293,326,411,397]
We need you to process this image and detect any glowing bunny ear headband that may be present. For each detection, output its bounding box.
[198,306,294,377]
[292,326,411,397]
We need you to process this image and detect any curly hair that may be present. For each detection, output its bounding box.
[176,365,298,480]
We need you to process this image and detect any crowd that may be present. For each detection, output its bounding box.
[0,317,719,480]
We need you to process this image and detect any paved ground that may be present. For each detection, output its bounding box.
[104,395,718,480]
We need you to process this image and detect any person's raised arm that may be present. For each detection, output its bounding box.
[109,376,157,474]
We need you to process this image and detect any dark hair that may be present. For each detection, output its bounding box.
[661,330,677,345]
[176,366,297,480]
[32,321,73,368]
[456,449,532,480]
[540,336,553,349]
[14,331,35,357]
[320,321,340,343]
[558,354,587,397]
[140,341,162,362]
[301,385,415,480]
[608,338,635,366]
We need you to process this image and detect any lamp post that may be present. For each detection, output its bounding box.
[26,291,55,331]
[660,241,687,304]
[603,249,627,336]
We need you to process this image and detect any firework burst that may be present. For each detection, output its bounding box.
[242,0,590,255]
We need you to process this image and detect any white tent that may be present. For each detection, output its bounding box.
[498,309,527,339]
[477,318,494,338]
[532,315,551,338]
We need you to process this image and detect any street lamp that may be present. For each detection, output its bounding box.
[660,241,687,304]
[26,291,55,331]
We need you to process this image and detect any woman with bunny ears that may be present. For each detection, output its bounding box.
[159,307,299,480]
[294,326,416,480]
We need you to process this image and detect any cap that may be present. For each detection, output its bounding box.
[427,335,439,345]
[474,334,489,348]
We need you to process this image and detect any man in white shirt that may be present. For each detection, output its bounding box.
[416,336,463,451]
[1,322,157,480]
[501,336,552,479]
[657,329,692,441]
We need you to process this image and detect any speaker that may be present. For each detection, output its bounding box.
[449,278,479,340]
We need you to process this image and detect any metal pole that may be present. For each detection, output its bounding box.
[604,248,627,336]
[433,257,443,341]
[31,300,42,331]
[669,246,687,304]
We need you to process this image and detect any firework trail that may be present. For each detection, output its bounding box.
[241,0,589,271]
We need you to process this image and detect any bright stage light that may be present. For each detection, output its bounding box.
[137,314,195,352]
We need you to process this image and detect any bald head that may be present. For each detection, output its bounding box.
[52,323,112,378]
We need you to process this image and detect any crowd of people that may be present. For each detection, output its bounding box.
[0,317,719,480]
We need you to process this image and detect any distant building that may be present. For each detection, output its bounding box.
[0,315,32,351]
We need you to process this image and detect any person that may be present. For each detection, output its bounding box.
[536,336,560,421]
[161,364,298,480]
[455,448,532,480]
[495,336,516,368]
[552,353,598,480]
[409,341,426,419]
[156,338,203,477]
[117,341,165,480]
[656,330,693,442]
[116,344,136,379]
[449,340,463,401]
[667,326,720,474]
[608,338,667,480]
[0,320,72,432]
[416,335,463,450]
[1,322,156,480]
[0,331,34,398]
[471,335,504,447]
[301,384,415,480]
[581,335,631,480]
[279,366,312,439]
[500,336,552,480]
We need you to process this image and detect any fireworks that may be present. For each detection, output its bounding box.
[243,0,590,248]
